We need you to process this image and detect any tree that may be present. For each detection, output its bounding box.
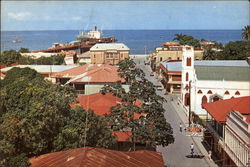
[19,48,30,53]
[0,50,21,66]
[117,58,145,83]
[0,67,115,167]
[53,107,116,152]
[173,33,187,41]
[242,25,250,40]
[173,34,201,48]
[101,59,174,150]
[219,41,250,60]
[202,47,218,60]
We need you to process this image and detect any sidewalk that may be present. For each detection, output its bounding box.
[168,95,218,167]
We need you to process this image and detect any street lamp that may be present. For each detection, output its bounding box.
[188,80,192,126]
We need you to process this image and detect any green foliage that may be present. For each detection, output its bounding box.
[173,34,201,48]
[219,41,250,60]
[101,58,174,149]
[202,47,218,60]
[19,48,30,53]
[117,58,145,83]
[0,50,21,66]
[242,25,250,40]
[53,107,116,151]
[20,54,65,65]
[0,67,115,167]
[202,41,250,60]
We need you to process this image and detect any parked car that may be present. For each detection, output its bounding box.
[154,85,164,91]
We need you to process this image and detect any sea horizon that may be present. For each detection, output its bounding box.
[1,29,243,54]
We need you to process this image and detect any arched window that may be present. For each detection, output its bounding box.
[186,57,191,66]
[197,90,203,94]
[186,72,189,81]
[207,90,212,94]
[184,93,190,106]
[202,95,207,104]
[235,91,240,95]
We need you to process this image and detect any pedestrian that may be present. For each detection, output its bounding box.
[190,143,194,156]
[179,123,183,132]
[208,150,212,160]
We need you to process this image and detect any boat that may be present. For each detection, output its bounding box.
[12,39,22,43]
[77,26,116,43]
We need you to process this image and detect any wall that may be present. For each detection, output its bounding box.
[85,84,130,95]
[192,80,250,115]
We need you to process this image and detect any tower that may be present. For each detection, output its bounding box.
[181,46,195,107]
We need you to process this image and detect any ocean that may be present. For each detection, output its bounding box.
[1,30,242,54]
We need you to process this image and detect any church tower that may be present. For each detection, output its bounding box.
[181,46,195,107]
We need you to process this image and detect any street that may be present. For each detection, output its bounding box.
[131,55,218,167]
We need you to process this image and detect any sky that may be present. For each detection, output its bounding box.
[1,1,249,31]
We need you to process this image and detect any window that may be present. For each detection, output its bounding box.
[202,95,207,104]
[160,57,163,61]
[186,72,189,81]
[186,57,191,66]
[235,91,240,95]
[197,90,202,94]
[184,93,190,106]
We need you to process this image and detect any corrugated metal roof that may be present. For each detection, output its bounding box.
[90,43,130,51]
[195,66,250,81]
[202,96,250,122]
[1,65,78,73]
[29,147,164,167]
[160,60,249,72]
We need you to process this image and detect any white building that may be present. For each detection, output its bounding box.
[181,46,250,118]
[225,111,250,167]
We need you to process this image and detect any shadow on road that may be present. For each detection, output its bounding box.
[186,155,205,159]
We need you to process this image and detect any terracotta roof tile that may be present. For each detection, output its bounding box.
[52,64,124,83]
[71,93,142,119]
[29,147,164,167]
[202,96,250,122]
[112,131,132,142]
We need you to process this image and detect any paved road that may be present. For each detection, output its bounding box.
[130,55,217,167]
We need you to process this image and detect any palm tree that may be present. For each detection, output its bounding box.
[173,33,187,41]
[242,25,250,40]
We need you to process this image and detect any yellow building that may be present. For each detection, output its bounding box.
[90,43,130,65]
[150,42,203,71]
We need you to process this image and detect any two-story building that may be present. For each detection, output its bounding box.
[150,42,203,71]
[90,43,130,65]
[202,96,250,167]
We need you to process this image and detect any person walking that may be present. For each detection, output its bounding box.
[190,143,194,157]
[179,123,183,132]
[208,150,212,160]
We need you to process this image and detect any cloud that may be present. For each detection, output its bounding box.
[8,12,31,20]
[72,16,82,21]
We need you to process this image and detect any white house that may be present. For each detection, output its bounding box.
[181,46,250,118]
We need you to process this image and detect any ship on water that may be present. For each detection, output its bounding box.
[32,26,116,53]
[76,26,116,43]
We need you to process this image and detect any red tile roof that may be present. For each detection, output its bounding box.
[29,147,164,167]
[52,64,124,83]
[112,131,132,142]
[202,96,250,122]
[71,92,142,119]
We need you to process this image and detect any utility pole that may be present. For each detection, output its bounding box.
[188,80,192,126]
